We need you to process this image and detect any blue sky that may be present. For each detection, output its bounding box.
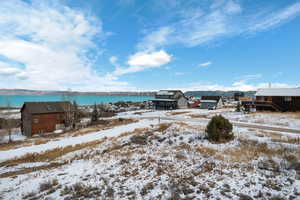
[0,0,299,91]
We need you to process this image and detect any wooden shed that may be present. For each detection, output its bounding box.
[255,88,300,112]
[20,101,72,137]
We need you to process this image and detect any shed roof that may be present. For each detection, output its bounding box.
[255,88,300,97]
[21,101,72,114]
[200,100,217,103]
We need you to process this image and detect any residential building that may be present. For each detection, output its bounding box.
[21,101,72,137]
[152,90,188,110]
[255,88,300,111]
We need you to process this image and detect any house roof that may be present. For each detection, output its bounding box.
[255,88,300,97]
[152,99,176,102]
[156,90,183,95]
[21,101,72,114]
[200,100,217,103]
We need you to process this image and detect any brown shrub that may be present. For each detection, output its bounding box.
[189,114,207,118]
[169,111,190,115]
[157,123,171,132]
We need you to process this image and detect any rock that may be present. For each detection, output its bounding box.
[258,159,280,172]
[288,162,300,172]
[239,194,253,200]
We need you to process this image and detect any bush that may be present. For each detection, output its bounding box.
[206,115,234,142]
[236,102,241,112]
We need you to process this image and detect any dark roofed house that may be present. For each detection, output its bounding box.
[255,88,300,112]
[152,90,188,110]
[21,101,72,137]
[200,96,224,109]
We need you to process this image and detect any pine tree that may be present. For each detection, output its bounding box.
[91,103,99,123]
[206,115,233,142]
[236,102,241,112]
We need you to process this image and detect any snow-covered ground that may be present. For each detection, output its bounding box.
[0,108,299,200]
[0,109,21,119]
[118,108,300,130]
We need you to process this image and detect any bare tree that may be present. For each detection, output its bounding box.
[61,89,78,129]
[4,97,13,143]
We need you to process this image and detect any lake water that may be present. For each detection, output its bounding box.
[0,95,154,107]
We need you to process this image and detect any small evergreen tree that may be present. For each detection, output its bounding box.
[206,115,234,142]
[91,104,99,123]
[236,102,241,112]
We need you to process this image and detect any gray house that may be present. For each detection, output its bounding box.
[199,96,224,109]
[199,100,218,109]
[152,90,188,110]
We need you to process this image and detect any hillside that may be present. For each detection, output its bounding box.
[0,109,299,199]
[185,91,256,97]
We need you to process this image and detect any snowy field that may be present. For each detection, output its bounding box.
[0,108,299,200]
[0,109,21,119]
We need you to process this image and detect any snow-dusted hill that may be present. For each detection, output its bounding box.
[0,109,300,200]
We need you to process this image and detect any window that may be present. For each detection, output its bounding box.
[33,118,39,123]
[284,96,292,102]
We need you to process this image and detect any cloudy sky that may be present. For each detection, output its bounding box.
[0,0,299,92]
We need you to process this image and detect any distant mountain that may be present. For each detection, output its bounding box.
[0,89,155,96]
[184,90,256,97]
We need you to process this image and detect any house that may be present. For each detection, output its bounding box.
[255,88,300,111]
[152,90,188,110]
[199,100,218,109]
[21,101,72,137]
[200,96,225,108]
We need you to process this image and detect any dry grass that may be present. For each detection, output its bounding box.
[0,138,106,168]
[168,111,190,116]
[255,131,283,139]
[157,123,172,132]
[189,114,207,118]
[0,162,65,178]
[34,139,49,145]
[293,112,300,119]
[223,139,298,163]
[0,140,33,151]
[72,118,137,136]
[271,137,300,145]
[195,146,217,157]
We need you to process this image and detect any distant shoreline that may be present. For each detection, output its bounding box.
[0,89,155,96]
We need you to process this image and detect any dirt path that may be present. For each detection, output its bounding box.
[139,116,300,134]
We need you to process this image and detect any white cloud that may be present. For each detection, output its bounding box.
[0,0,133,91]
[109,56,118,65]
[137,27,173,51]
[128,50,171,67]
[138,1,300,49]
[0,61,21,76]
[199,61,212,67]
[223,0,242,14]
[111,50,172,77]
[248,2,300,32]
[174,81,298,92]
